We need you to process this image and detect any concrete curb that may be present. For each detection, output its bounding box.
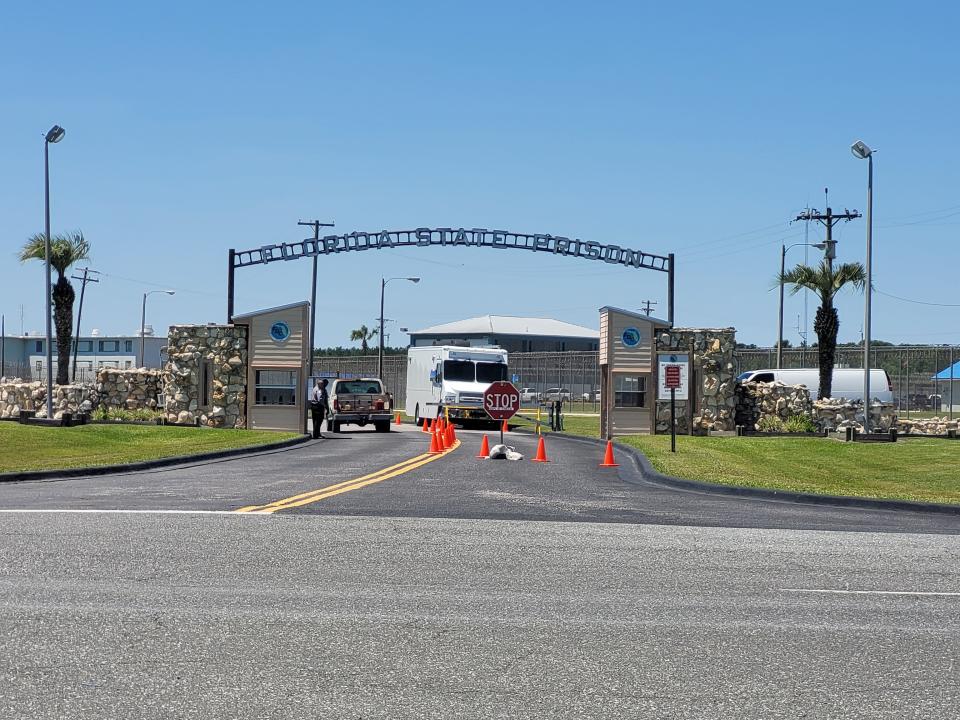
[548,431,960,517]
[0,434,312,484]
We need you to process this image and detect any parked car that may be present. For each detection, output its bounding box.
[541,387,572,402]
[581,388,601,401]
[520,387,539,403]
[327,377,393,433]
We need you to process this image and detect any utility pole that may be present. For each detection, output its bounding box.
[297,219,335,379]
[70,267,100,382]
[794,190,860,274]
[640,300,658,316]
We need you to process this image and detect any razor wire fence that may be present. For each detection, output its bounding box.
[734,346,960,415]
[306,344,960,417]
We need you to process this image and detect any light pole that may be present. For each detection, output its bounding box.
[140,290,175,367]
[42,125,65,418]
[379,277,420,378]
[777,242,825,369]
[852,139,875,429]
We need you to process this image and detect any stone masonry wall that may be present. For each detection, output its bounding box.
[96,368,162,410]
[164,324,248,428]
[656,328,737,432]
[735,381,813,429]
[0,380,97,419]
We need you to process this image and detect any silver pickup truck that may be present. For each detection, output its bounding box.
[327,377,393,433]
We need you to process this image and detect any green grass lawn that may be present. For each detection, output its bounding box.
[510,411,959,505]
[0,423,302,474]
[620,435,960,505]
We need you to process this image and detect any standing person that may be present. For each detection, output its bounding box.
[309,378,329,439]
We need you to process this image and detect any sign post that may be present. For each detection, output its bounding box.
[483,381,521,446]
[664,364,682,453]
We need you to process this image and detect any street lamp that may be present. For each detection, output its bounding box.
[778,242,826,369]
[379,277,420,378]
[851,139,875,428]
[42,125,65,419]
[140,290,175,367]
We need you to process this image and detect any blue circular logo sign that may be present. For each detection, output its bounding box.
[621,327,642,347]
[270,321,290,343]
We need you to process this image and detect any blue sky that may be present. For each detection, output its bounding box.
[2,1,958,348]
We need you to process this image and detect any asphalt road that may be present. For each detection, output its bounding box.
[1,512,957,719]
[1,425,957,534]
[2,426,958,717]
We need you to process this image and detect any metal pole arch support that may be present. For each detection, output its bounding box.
[667,253,675,326]
[227,249,236,323]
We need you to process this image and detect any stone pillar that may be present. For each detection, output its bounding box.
[163,325,248,428]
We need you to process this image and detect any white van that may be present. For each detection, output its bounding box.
[737,368,894,403]
[406,345,509,423]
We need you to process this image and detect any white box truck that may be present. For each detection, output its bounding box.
[737,368,894,403]
[406,345,509,424]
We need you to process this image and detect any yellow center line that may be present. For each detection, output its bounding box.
[235,440,461,514]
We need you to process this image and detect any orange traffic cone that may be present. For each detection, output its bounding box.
[446,422,457,447]
[429,417,437,434]
[532,436,549,463]
[501,419,509,434]
[600,440,619,467]
[422,418,430,433]
[476,434,490,458]
[428,428,442,454]
[439,427,450,451]
[395,412,402,426]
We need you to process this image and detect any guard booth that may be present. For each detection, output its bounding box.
[599,306,671,438]
[232,301,310,433]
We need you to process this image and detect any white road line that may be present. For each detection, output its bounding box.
[0,509,270,515]
[781,588,960,597]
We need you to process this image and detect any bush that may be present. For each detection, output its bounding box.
[91,406,162,422]
[784,414,817,433]
[756,415,785,432]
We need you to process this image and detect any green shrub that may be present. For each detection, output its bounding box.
[756,415,785,432]
[91,406,161,422]
[784,414,817,433]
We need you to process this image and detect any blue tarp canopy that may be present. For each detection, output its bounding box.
[932,361,960,380]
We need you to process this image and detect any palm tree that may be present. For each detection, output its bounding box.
[349,324,378,352]
[19,232,91,385]
[778,259,866,399]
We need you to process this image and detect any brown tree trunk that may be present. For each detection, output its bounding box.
[52,275,75,386]
[813,303,839,399]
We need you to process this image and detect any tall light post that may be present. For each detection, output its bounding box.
[852,139,875,428]
[141,290,175,367]
[379,277,420,378]
[42,125,65,418]
[777,241,825,369]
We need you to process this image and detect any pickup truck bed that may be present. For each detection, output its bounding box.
[328,378,393,433]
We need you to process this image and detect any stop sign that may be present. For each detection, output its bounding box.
[483,381,521,421]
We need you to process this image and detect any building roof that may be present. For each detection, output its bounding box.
[933,361,960,380]
[231,301,310,321]
[409,315,599,339]
[598,306,672,326]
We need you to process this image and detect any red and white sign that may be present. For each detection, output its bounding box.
[483,381,521,421]
[664,365,682,389]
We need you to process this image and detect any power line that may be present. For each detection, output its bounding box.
[875,289,960,308]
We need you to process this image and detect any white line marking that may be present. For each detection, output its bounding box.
[781,588,960,597]
[0,509,270,516]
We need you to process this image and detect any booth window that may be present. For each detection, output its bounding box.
[255,369,298,406]
[614,376,647,408]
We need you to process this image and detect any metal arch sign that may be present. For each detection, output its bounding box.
[233,227,671,273]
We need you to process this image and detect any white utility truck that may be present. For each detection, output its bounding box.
[406,345,509,424]
[737,368,894,403]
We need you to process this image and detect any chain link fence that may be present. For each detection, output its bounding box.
[734,346,960,415]
[313,346,960,416]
